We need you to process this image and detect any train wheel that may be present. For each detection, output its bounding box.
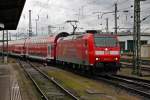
[83,65,87,74]
[77,64,80,71]
[90,66,95,75]
[110,63,118,74]
[80,65,84,73]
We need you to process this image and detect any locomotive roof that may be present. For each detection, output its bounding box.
[60,33,117,41]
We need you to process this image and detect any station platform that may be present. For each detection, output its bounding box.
[0,64,22,100]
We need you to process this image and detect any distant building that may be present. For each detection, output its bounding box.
[117,32,150,52]
[141,45,150,58]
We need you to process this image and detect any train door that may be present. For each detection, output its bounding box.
[47,44,51,59]
[84,40,89,65]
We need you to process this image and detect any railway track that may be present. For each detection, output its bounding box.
[18,60,79,100]
[17,59,150,99]
[29,61,150,98]
[96,74,150,99]
[121,58,150,65]
[121,62,150,72]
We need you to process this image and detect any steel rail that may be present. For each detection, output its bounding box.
[108,75,150,89]
[96,75,150,98]
[121,58,150,65]
[19,60,79,100]
[121,62,150,72]
[113,74,150,84]
[17,58,150,99]
[28,62,79,100]
[18,60,49,100]
[29,60,150,99]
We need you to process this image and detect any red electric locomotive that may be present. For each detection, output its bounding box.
[56,31,120,73]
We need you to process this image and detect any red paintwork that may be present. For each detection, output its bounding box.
[1,32,120,70]
[56,33,120,66]
[92,34,120,64]
[8,40,25,56]
[25,35,56,59]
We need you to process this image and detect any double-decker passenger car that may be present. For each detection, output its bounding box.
[25,36,56,61]
[8,40,25,57]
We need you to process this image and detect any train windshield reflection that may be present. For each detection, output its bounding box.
[94,36,117,47]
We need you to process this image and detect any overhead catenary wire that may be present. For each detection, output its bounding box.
[36,0,51,16]
[117,0,130,5]
[18,0,150,35]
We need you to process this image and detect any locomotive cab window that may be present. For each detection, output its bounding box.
[94,36,118,47]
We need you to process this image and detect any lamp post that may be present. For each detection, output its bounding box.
[35,15,39,36]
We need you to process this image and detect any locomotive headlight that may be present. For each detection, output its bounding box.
[96,58,99,61]
[105,48,108,51]
[114,57,118,61]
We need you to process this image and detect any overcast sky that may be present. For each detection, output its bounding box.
[11,0,150,36]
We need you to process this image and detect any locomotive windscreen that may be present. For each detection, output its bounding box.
[94,36,118,47]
